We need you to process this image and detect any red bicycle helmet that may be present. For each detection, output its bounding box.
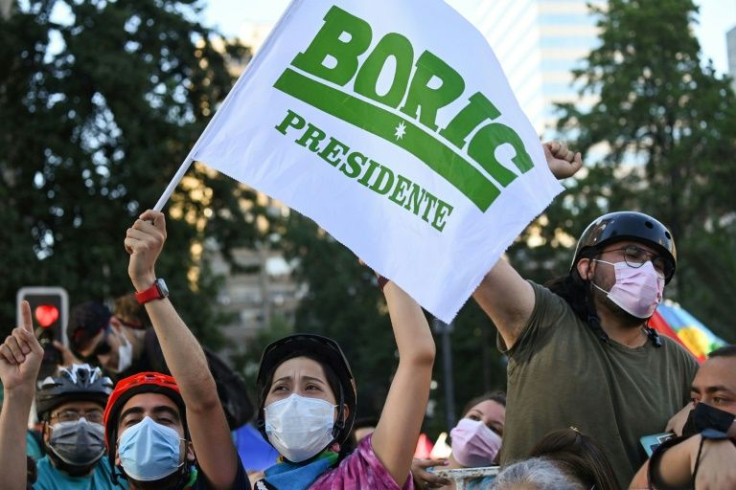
[103,372,186,459]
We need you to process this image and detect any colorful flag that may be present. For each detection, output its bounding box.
[188,0,563,322]
[650,301,728,362]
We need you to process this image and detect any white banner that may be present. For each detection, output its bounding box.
[190,0,563,322]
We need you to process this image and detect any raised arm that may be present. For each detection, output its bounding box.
[472,259,535,350]
[629,435,736,489]
[370,281,436,486]
[472,141,582,350]
[0,301,43,490]
[124,210,238,490]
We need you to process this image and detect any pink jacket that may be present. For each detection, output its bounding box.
[310,434,414,490]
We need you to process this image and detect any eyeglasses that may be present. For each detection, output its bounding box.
[80,325,113,362]
[605,245,674,278]
[50,409,104,424]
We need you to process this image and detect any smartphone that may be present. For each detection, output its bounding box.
[640,432,674,457]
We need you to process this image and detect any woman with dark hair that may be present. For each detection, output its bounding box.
[252,277,435,489]
[412,392,506,489]
[529,427,618,490]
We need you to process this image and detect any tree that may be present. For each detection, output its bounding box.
[0,0,264,346]
[274,213,396,420]
[273,213,509,438]
[555,0,736,340]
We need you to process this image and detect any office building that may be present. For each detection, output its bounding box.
[465,0,604,137]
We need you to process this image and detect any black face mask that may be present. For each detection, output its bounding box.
[682,402,735,437]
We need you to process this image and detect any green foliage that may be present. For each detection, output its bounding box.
[0,0,262,346]
[555,0,736,340]
[275,213,508,437]
[229,312,295,409]
[424,301,508,437]
[277,213,397,420]
[271,0,736,439]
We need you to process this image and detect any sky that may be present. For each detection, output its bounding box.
[203,0,736,76]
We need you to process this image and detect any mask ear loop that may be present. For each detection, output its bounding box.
[111,458,123,485]
[108,426,120,485]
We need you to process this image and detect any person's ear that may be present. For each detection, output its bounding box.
[185,440,196,463]
[577,258,595,281]
[42,421,51,444]
[341,403,350,424]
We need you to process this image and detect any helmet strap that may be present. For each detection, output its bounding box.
[331,383,346,441]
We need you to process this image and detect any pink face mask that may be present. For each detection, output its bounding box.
[450,418,502,467]
[594,259,664,319]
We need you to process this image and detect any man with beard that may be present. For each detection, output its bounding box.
[0,302,123,489]
[473,207,699,488]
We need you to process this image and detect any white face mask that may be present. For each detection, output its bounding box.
[264,394,336,463]
[115,333,133,373]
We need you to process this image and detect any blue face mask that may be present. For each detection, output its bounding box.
[118,416,184,481]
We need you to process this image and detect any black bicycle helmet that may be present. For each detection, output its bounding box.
[571,211,677,283]
[255,334,357,445]
[36,364,114,420]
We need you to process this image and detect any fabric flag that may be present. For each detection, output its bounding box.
[189,0,563,322]
[650,301,728,362]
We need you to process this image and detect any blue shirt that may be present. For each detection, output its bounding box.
[26,431,43,461]
[33,456,126,490]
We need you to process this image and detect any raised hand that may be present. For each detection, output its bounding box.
[665,401,694,436]
[0,301,44,393]
[543,141,583,180]
[124,209,167,291]
[411,458,451,489]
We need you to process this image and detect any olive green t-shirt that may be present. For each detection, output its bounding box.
[498,282,698,489]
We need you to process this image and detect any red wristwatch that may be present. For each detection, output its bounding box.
[135,278,169,305]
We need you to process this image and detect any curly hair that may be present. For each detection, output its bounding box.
[545,247,610,343]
